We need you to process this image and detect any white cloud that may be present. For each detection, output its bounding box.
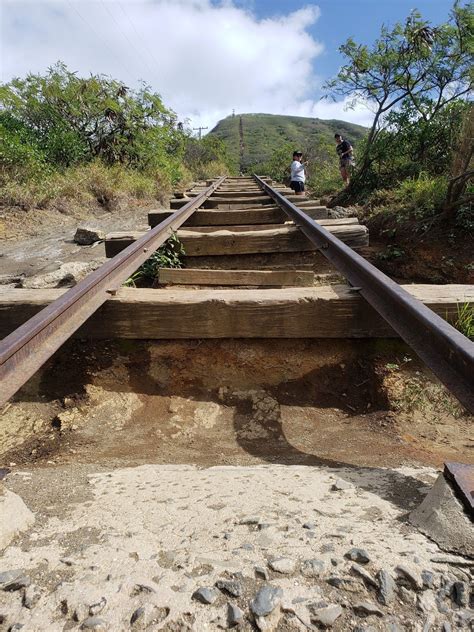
[1,0,372,129]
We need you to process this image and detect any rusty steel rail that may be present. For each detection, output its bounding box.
[0,177,226,406]
[254,175,474,413]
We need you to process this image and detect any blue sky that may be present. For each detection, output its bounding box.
[1,0,458,130]
[245,0,454,78]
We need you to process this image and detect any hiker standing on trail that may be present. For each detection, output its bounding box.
[290,151,306,196]
[335,134,354,186]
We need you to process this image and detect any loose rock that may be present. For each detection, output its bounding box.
[345,548,370,564]
[1,575,30,592]
[452,581,469,607]
[376,569,395,607]
[131,584,155,596]
[255,566,269,580]
[269,557,296,574]
[74,227,106,246]
[301,558,325,578]
[309,604,343,627]
[353,601,384,617]
[331,479,353,491]
[351,563,377,587]
[192,587,218,605]
[250,585,283,617]
[215,579,243,598]
[227,603,243,627]
[421,570,436,589]
[327,576,360,593]
[22,584,40,609]
[89,597,107,616]
[0,571,24,587]
[80,617,107,631]
[130,607,145,626]
[395,565,423,591]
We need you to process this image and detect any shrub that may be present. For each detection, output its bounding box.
[395,173,448,217]
[308,163,341,197]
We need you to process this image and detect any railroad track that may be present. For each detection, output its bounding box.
[1,174,473,508]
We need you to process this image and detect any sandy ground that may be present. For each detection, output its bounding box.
[1,462,473,631]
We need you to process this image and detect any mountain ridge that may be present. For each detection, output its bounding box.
[208,112,367,173]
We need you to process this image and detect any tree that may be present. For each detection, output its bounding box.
[444,104,474,214]
[324,2,473,183]
[0,62,183,170]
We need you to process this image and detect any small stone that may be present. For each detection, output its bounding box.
[227,603,243,627]
[395,565,423,591]
[421,570,436,588]
[309,604,343,627]
[73,604,89,622]
[353,601,384,617]
[377,569,396,605]
[269,557,296,574]
[22,585,40,609]
[0,570,23,586]
[80,617,107,631]
[130,607,145,626]
[255,566,269,580]
[327,576,360,592]
[250,584,283,617]
[60,558,74,566]
[320,544,335,553]
[351,564,377,587]
[301,559,325,578]
[441,623,452,632]
[452,581,469,607]
[8,625,24,631]
[74,227,105,245]
[215,579,243,598]
[89,597,107,616]
[131,584,155,596]
[303,522,316,530]
[1,575,30,592]
[345,548,370,564]
[241,543,254,551]
[399,586,415,604]
[192,587,218,605]
[331,479,353,491]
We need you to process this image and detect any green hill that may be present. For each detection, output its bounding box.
[208,113,367,174]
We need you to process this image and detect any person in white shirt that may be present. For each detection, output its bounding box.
[290,151,306,195]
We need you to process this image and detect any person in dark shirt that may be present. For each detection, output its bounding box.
[335,133,354,186]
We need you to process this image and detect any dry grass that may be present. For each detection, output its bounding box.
[0,161,172,213]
